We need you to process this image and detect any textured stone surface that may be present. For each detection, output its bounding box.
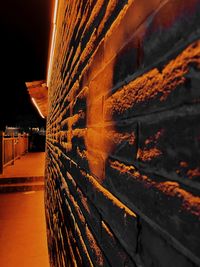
[45,0,200,266]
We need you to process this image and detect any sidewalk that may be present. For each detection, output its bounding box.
[0,152,50,267]
[0,152,45,178]
[0,191,50,267]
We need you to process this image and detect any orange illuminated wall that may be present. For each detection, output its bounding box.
[45,0,200,266]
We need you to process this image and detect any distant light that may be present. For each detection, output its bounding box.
[6,127,18,130]
[47,0,59,87]
[32,98,45,119]
[42,82,47,87]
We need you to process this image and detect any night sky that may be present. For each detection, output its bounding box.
[0,0,54,129]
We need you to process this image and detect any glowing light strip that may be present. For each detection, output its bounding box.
[47,0,59,87]
[53,0,59,24]
[32,98,45,119]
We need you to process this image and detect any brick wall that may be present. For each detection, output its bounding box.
[45,1,200,266]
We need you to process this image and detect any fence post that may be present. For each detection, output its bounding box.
[26,133,29,153]
[0,131,4,174]
[18,133,21,157]
[12,133,15,165]
[24,133,28,154]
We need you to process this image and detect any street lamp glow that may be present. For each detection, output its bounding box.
[47,0,59,87]
[32,98,45,119]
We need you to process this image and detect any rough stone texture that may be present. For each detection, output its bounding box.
[45,0,200,266]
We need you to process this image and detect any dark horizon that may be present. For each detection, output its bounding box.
[0,0,54,129]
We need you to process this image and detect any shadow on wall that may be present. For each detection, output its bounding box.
[29,133,46,152]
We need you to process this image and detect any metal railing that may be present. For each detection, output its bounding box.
[0,132,29,174]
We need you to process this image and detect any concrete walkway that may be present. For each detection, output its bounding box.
[0,152,45,178]
[0,152,50,267]
[0,191,49,267]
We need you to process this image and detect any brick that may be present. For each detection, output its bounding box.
[100,220,137,266]
[105,159,200,259]
[45,0,200,266]
[139,219,199,267]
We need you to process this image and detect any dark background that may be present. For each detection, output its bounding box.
[0,0,54,129]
